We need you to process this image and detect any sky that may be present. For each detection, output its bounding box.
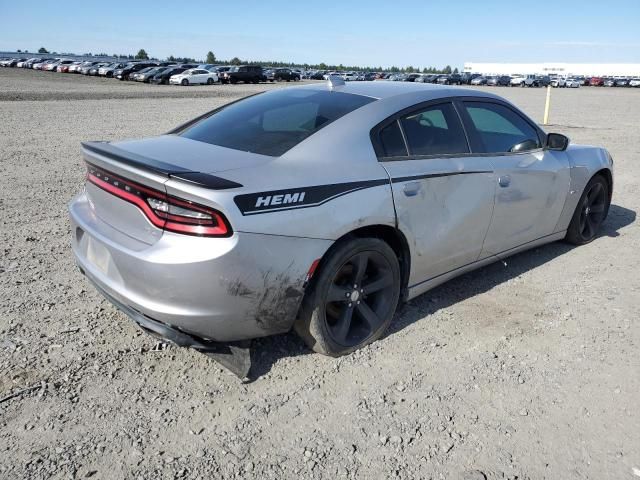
[2,0,639,68]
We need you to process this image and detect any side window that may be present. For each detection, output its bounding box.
[378,121,408,157]
[463,102,541,153]
[399,103,469,156]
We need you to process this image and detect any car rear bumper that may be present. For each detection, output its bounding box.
[69,190,331,342]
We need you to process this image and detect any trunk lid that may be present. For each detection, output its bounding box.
[81,138,247,245]
[113,135,271,174]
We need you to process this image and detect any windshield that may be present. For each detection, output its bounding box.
[180,89,376,156]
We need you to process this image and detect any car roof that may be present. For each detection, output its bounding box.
[294,81,503,102]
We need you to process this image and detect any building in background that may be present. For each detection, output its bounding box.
[463,62,640,77]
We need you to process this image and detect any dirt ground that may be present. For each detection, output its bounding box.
[0,68,638,480]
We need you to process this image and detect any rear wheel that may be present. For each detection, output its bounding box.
[565,175,610,245]
[295,237,401,356]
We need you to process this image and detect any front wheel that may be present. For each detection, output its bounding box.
[206,78,214,85]
[295,237,401,356]
[181,79,188,86]
[565,175,610,245]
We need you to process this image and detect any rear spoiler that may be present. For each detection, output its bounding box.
[81,141,243,190]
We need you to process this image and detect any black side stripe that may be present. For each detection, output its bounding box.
[234,170,492,216]
[234,179,388,215]
[391,170,492,183]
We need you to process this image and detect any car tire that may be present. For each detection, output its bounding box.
[565,175,610,245]
[295,237,401,357]
[206,78,214,85]
[181,79,188,86]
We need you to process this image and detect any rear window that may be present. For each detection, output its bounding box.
[179,89,375,156]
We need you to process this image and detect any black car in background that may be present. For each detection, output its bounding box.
[524,75,551,87]
[273,68,300,81]
[460,72,482,84]
[437,73,462,85]
[221,65,265,84]
[496,75,511,86]
[114,62,157,80]
[150,67,188,84]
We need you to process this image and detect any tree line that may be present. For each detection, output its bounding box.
[30,47,459,73]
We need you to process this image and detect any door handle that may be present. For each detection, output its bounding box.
[403,181,421,197]
[498,175,511,188]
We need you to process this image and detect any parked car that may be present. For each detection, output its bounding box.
[460,73,481,84]
[471,76,487,86]
[550,77,566,88]
[485,76,499,86]
[56,60,77,72]
[135,66,171,83]
[437,73,462,85]
[115,62,157,81]
[614,78,629,87]
[70,82,613,377]
[565,78,581,88]
[88,63,109,76]
[23,58,45,68]
[32,59,55,70]
[273,68,300,82]
[98,62,124,77]
[1,57,27,67]
[629,78,640,87]
[70,61,93,73]
[603,78,616,87]
[17,58,38,68]
[524,75,550,87]
[44,60,63,71]
[589,77,605,86]
[150,67,188,85]
[130,66,158,82]
[402,73,420,82]
[169,68,219,85]
[509,74,526,86]
[221,65,265,84]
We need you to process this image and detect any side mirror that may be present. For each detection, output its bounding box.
[546,133,569,151]
[510,139,540,153]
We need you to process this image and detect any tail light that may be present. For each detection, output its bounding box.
[86,163,231,237]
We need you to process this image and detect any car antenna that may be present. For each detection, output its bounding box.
[327,74,345,89]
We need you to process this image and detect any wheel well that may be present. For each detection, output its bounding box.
[318,225,411,302]
[594,168,613,203]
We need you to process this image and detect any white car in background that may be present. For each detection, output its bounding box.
[565,78,581,88]
[629,78,640,87]
[169,68,219,85]
[509,74,525,86]
[550,77,567,88]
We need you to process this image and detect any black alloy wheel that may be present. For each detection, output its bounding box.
[324,251,396,347]
[295,237,401,356]
[566,175,610,245]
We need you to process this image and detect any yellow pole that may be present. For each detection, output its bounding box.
[543,85,551,125]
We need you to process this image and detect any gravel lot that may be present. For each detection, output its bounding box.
[1,67,638,480]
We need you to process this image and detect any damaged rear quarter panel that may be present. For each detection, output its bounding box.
[219,233,333,338]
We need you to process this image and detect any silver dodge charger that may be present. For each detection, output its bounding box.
[69,78,613,376]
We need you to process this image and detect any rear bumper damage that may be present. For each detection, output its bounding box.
[68,190,332,375]
[84,273,252,377]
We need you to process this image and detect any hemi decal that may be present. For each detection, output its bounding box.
[233,171,492,216]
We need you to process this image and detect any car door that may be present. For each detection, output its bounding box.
[457,100,571,258]
[376,101,497,285]
[190,69,202,83]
